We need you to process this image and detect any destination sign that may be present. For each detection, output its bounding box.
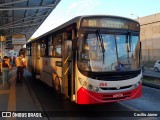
[81,17,140,31]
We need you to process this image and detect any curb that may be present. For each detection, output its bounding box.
[143,74,160,79]
[142,81,160,89]
[23,71,49,119]
[142,75,160,89]
[23,75,44,111]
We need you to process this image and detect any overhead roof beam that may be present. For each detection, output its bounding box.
[2,17,44,28]
[0,11,8,15]
[5,30,36,37]
[22,0,30,33]
[2,15,47,19]
[0,22,41,29]
[27,0,45,32]
[0,0,28,7]
[0,4,55,11]
[2,9,49,26]
[6,29,36,34]
[0,0,61,41]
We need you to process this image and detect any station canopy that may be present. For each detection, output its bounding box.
[0,0,61,48]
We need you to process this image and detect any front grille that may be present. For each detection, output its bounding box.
[95,73,139,80]
[100,85,132,90]
[102,92,131,100]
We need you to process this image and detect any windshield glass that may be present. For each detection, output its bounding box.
[78,33,140,72]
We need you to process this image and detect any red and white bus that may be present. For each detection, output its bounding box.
[26,15,142,104]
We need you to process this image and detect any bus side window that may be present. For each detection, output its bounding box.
[40,39,47,57]
[53,34,62,57]
[65,31,72,52]
[48,35,53,57]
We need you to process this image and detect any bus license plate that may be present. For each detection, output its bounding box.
[113,93,123,98]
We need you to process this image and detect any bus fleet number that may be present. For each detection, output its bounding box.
[99,83,107,87]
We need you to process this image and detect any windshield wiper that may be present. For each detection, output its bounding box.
[96,30,105,63]
[96,30,105,52]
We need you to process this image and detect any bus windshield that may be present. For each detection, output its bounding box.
[78,33,140,72]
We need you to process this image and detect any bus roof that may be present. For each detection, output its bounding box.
[27,15,139,44]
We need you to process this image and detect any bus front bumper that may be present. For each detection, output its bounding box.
[77,84,142,104]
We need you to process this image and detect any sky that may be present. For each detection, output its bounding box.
[31,0,160,39]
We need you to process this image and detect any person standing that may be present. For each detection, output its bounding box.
[16,54,25,83]
[12,56,16,66]
[2,56,11,85]
[0,56,2,75]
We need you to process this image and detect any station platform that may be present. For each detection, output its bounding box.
[0,68,44,119]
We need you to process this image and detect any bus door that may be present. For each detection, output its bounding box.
[31,43,40,78]
[62,29,76,100]
[35,43,40,77]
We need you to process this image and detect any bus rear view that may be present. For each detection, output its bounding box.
[76,16,142,104]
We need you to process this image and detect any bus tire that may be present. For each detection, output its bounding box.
[53,76,61,93]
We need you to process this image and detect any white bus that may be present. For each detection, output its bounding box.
[26,15,142,104]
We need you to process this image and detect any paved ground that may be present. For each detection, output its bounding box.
[0,69,45,120]
[0,67,159,119]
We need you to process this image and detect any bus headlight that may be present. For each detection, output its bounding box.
[78,77,99,92]
[132,81,141,89]
[87,85,99,92]
[134,82,139,88]
[93,87,99,92]
[88,85,93,90]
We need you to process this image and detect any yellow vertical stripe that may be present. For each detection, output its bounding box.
[7,76,16,120]
[0,90,9,94]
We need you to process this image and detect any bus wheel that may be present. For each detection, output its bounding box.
[53,76,61,93]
